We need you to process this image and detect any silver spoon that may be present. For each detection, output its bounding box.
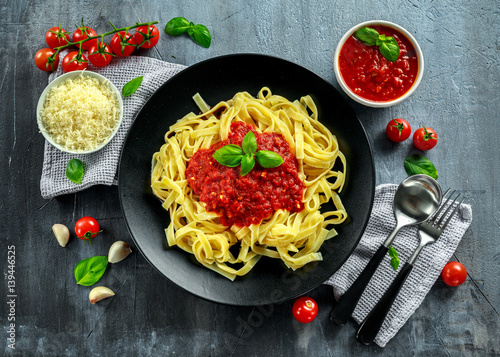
[330,174,442,326]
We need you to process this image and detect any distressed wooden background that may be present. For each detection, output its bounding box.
[1,0,499,356]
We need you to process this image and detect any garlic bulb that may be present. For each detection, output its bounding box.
[89,286,115,304]
[52,224,70,247]
[108,241,132,263]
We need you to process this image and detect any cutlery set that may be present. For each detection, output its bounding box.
[330,174,464,345]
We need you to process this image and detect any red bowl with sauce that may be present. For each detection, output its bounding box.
[334,20,424,107]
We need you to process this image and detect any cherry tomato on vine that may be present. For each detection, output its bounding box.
[45,26,70,49]
[72,21,98,50]
[441,261,467,286]
[34,48,59,71]
[110,31,136,57]
[386,118,411,142]
[62,51,88,72]
[75,216,102,243]
[292,296,318,323]
[88,42,114,67]
[134,25,160,49]
[413,125,438,151]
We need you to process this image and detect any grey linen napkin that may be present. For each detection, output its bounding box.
[40,51,186,199]
[324,183,472,347]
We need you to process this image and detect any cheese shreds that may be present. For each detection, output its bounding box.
[40,74,121,152]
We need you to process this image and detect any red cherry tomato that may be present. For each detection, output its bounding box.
[72,23,98,50]
[110,31,136,57]
[62,51,88,72]
[292,296,318,323]
[34,48,59,71]
[75,216,101,242]
[134,25,160,48]
[88,42,114,67]
[441,261,467,286]
[413,125,438,151]
[386,118,411,142]
[45,27,70,49]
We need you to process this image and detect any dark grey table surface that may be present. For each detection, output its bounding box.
[1,1,499,356]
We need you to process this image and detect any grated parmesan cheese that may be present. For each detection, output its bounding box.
[40,73,121,152]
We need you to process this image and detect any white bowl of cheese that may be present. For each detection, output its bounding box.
[37,70,123,154]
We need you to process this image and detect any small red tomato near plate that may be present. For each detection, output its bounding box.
[292,296,318,323]
[34,48,59,71]
[413,125,438,150]
[75,216,102,243]
[72,23,98,50]
[134,25,160,49]
[62,51,88,72]
[441,261,467,286]
[386,118,411,142]
[110,31,136,57]
[88,42,114,67]
[45,26,71,49]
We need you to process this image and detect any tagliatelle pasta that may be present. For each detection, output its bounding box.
[151,88,347,280]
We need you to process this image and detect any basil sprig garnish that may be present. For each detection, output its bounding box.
[165,17,212,48]
[388,246,400,271]
[213,131,283,176]
[404,154,438,180]
[354,27,400,62]
[74,256,108,286]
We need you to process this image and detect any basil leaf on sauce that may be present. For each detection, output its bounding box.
[74,256,108,286]
[242,131,257,154]
[404,154,438,180]
[213,144,244,167]
[66,158,84,184]
[122,76,143,99]
[378,36,400,63]
[354,27,379,46]
[240,154,255,176]
[255,150,284,168]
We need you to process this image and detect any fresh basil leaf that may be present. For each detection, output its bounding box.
[74,256,108,286]
[255,150,283,168]
[388,246,399,270]
[240,154,255,176]
[122,76,143,99]
[188,24,212,48]
[354,27,379,46]
[213,144,244,167]
[66,158,84,184]
[242,131,257,154]
[378,37,400,62]
[165,17,191,36]
[404,154,438,179]
[388,246,398,258]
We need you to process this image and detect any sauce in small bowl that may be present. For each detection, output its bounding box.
[334,20,424,108]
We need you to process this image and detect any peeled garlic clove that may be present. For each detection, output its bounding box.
[108,241,132,263]
[52,224,70,247]
[89,286,115,304]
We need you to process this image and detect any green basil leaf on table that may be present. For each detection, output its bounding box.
[255,150,284,168]
[165,17,191,36]
[122,76,143,98]
[242,131,257,154]
[66,158,84,184]
[188,24,212,48]
[240,154,255,177]
[404,154,438,180]
[378,36,400,62]
[354,27,379,46]
[213,144,244,167]
[74,256,109,286]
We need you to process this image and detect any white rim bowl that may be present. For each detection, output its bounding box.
[333,20,424,108]
[37,70,124,154]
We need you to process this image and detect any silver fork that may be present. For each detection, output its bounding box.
[355,189,465,345]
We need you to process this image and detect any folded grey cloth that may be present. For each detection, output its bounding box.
[40,51,186,199]
[324,183,472,347]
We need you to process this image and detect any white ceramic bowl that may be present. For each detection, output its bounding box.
[37,70,123,154]
[333,20,424,108]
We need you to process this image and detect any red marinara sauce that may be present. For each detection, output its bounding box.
[338,25,419,102]
[186,121,305,228]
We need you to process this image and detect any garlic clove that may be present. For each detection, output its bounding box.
[89,286,115,304]
[108,241,133,263]
[52,224,70,247]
